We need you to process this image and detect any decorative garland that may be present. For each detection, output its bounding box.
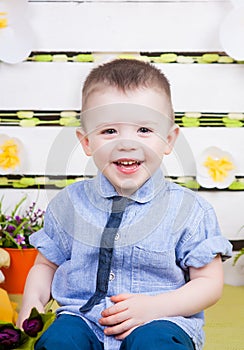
[22,52,244,64]
[0,175,244,190]
[0,111,243,127]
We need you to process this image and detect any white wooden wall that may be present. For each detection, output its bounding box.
[1,0,244,255]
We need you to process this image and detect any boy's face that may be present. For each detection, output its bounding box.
[77,87,179,196]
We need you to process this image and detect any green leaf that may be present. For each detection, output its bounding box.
[54,179,76,188]
[218,56,234,63]
[13,308,56,349]
[201,53,219,63]
[182,180,200,190]
[19,118,40,127]
[34,177,50,185]
[59,117,79,126]
[159,53,177,63]
[182,117,200,127]
[0,177,8,185]
[60,111,78,118]
[17,111,34,119]
[228,181,244,190]
[12,182,29,188]
[72,54,93,62]
[33,55,53,62]
[222,117,242,127]
[19,178,36,187]
[233,248,244,266]
[11,196,27,217]
[52,54,68,62]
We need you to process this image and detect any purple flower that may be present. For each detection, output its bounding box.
[23,316,43,337]
[6,225,15,233]
[15,215,22,224]
[0,326,21,349]
[14,234,25,245]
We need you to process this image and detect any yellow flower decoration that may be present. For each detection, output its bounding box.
[204,156,235,182]
[0,12,7,29]
[0,139,20,170]
[196,146,236,189]
[0,135,24,173]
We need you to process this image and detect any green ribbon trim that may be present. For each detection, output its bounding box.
[0,111,243,127]
[1,176,244,191]
[4,52,242,64]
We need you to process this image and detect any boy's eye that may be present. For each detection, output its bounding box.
[101,128,117,135]
[138,127,152,134]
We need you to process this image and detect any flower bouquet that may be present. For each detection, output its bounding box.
[0,197,45,293]
[0,307,55,349]
[0,197,44,249]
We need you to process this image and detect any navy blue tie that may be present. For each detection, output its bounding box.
[80,196,128,313]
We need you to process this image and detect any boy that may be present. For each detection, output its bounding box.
[18,59,232,350]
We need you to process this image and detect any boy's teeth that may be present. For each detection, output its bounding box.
[123,161,134,165]
[118,161,139,165]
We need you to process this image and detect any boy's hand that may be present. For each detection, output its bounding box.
[99,293,159,340]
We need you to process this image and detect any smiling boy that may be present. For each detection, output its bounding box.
[18,59,232,350]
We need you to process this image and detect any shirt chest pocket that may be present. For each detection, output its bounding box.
[131,246,184,293]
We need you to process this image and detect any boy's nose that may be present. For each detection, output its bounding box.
[116,138,138,151]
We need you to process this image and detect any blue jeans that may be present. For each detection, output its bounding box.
[35,314,195,350]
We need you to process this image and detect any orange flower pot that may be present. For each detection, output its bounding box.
[2,248,38,294]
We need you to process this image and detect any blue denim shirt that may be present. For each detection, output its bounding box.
[30,169,232,350]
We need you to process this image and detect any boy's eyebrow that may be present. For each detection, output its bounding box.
[93,121,160,129]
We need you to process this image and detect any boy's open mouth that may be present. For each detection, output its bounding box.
[113,160,142,173]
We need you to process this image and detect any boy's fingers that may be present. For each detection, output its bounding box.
[115,326,137,340]
[101,301,127,317]
[110,293,132,302]
[103,319,133,336]
[99,310,128,326]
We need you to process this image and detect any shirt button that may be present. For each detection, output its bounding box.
[115,233,120,241]
[109,272,115,281]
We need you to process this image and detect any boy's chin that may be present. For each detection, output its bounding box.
[114,179,141,196]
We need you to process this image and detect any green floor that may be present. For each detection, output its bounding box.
[204,284,244,349]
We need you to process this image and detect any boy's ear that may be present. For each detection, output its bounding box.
[164,124,179,155]
[76,128,92,156]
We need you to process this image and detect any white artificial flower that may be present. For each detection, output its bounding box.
[0,0,34,64]
[196,146,236,189]
[219,4,244,60]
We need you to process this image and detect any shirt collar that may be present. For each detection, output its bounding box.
[94,168,166,203]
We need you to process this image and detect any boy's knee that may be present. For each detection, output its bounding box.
[120,321,195,350]
[35,314,101,350]
[120,323,154,349]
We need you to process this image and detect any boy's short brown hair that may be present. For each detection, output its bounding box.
[82,59,174,118]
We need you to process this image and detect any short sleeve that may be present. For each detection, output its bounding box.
[177,206,233,270]
[29,205,72,266]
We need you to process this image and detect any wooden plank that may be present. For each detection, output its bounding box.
[28,2,232,51]
[167,128,244,176]
[0,188,56,214]
[0,127,243,176]
[0,62,88,111]
[200,191,244,239]
[1,62,244,112]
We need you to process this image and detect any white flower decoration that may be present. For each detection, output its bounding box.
[219,2,244,60]
[0,0,33,64]
[196,146,236,189]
